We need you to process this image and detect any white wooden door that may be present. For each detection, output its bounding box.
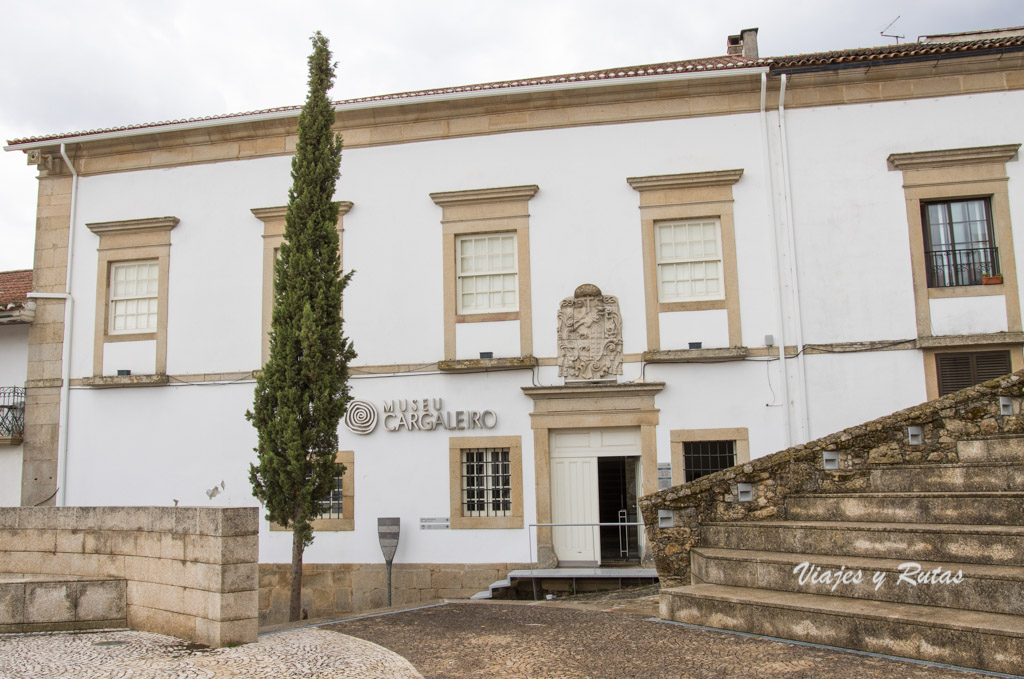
[550,456,599,565]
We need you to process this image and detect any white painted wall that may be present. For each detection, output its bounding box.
[103,340,157,376]
[930,296,1008,336]
[660,309,729,349]
[46,84,1024,565]
[0,323,28,506]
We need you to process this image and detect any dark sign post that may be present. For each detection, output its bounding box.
[377,517,400,607]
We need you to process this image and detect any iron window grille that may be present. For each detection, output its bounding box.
[461,447,512,517]
[923,198,999,287]
[0,387,25,440]
[683,440,736,483]
[316,464,344,519]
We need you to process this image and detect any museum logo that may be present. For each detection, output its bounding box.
[344,397,498,435]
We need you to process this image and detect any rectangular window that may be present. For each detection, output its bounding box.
[683,440,735,483]
[655,219,723,302]
[109,260,160,334]
[461,447,512,517]
[923,198,998,287]
[936,350,1011,396]
[456,233,518,314]
[317,464,345,519]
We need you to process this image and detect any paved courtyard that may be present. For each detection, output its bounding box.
[0,598,1009,678]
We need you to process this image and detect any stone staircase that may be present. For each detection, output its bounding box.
[643,375,1024,675]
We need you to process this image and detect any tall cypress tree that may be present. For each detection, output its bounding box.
[247,31,355,623]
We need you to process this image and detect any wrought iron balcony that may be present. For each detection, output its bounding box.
[925,247,1000,288]
[0,387,25,443]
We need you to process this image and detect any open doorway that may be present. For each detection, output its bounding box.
[598,456,641,564]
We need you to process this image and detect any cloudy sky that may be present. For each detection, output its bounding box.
[2,0,1021,271]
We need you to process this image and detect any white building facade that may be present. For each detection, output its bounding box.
[6,28,1024,617]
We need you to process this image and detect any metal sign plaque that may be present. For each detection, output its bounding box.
[378,517,400,562]
[419,517,450,530]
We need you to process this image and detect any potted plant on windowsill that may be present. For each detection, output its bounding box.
[981,269,1003,285]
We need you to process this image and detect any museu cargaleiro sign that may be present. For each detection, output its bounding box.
[344,397,498,435]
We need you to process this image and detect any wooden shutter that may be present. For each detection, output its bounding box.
[936,351,1011,396]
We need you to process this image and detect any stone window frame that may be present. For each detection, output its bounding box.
[889,144,1023,399]
[669,427,750,487]
[430,185,537,361]
[628,170,743,351]
[252,203,351,366]
[270,450,355,532]
[87,216,178,377]
[448,435,523,529]
[889,144,1021,338]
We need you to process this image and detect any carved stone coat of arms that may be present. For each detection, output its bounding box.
[557,284,623,381]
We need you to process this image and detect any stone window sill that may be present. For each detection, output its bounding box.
[438,356,539,373]
[642,347,749,363]
[78,374,170,388]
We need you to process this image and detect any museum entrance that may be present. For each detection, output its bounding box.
[549,428,643,566]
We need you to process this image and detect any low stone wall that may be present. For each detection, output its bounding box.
[0,574,125,633]
[259,562,527,626]
[0,507,258,646]
[639,371,1024,587]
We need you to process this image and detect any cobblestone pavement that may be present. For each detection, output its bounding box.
[0,628,422,679]
[332,601,985,679]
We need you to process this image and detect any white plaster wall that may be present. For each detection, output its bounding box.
[103,340,157,376]
[0,446,21,506]
[0,324,29,386]
[659,310,729,349]
[929,296,1008,336]
[0,324,28,506]
[803,351,928,440]
[455,320,520,360]
[783,90,1024,344]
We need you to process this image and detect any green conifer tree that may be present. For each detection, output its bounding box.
[247,31,355,623]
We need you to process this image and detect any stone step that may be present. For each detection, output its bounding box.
[869,462,1024,492]
[690,548,1024,615]
[785,491,1024,525]
[958,437,1024,463]
[702,520,1024,566]
[660,584,1024,675]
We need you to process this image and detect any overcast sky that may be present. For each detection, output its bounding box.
[2,0,1021,270]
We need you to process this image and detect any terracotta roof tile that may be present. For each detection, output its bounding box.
[0,270,33,307]
[769,35,1024,70]
[7,33,1024,147]
[5,55,761,146]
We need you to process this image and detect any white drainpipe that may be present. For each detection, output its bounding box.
[25,143,77,506]
[777,74,810,442]
[760,72,793,447]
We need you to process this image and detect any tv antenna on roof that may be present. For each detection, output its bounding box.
[881,16,905,44]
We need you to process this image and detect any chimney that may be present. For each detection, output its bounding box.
[727,27,759,59]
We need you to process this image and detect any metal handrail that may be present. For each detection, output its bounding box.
[0,387,25,440]
[525,521,647,600]
[924,246,1000,287]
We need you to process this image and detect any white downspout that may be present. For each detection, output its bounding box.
[26,143,77,506]
[760,72,793,447]
[777,75,810,442]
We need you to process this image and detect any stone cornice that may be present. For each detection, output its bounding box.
[430,185,539,207]
[627,169,744,192]
[522,382,665,401]
[888,144,1020,171]
[916,332,1024,348]
[86,216,179,236]
[250,201,353,224]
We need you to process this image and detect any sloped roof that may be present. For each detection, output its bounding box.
[7,32,1024,147]
[7,54,762,146]
[769,34,1024,70]
[0,270,32,307]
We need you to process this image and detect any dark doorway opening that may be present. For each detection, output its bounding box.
[597,456,641,564]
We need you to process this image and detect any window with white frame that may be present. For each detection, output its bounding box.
[461,447,512,517]
[655,219,723,302]
[109,261,159,334]
[456,233,518,314]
